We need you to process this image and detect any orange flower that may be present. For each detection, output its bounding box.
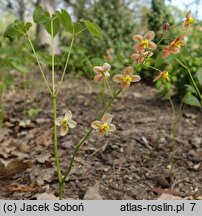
[91,113,116,137]
[93,63,111,83]
[131,50,153,64]
[183,10,196,29]
[113,66,141,89]
[133,31,157,52]
[153,69,170,82]
[162,35,186,58]
[55,111,77,136]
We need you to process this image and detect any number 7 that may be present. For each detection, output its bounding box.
[190,203,196,211]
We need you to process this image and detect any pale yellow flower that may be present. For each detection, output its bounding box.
[113,66,141,89]
[55,111,77,136]
[93,63,111,83]
[91,113,116,137]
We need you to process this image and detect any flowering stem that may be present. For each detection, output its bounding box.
[176,57,202,101]
[62,88,122,184]
[50,20,63,199]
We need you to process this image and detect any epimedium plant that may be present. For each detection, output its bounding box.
[3,6,141,200]
[130,10,201,173]
[4,5,201,200]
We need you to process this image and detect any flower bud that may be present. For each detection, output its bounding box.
[162,22,170,31]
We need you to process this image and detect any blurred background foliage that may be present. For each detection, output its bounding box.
[0,0,202,102]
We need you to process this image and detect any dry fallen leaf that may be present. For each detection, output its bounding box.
[0,159,33,180]
[0,138,30,159]
[29,167,55,185]
[35,129,53,147]
[36,152,52,164]
[8,182,42,192]
[188,150,202,162]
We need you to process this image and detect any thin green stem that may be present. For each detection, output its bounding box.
[175,57,187,69]
[27,36,53,96]
[176,57,202,101]
[62,128,93,184]
[148,65,162,73]
[56,37,75,96]
[169,98,184,173]
[50,20,62,199]
[97,88,122,119]
[62,88,122,184]
[169,97,176,116]
[156,32,166,45]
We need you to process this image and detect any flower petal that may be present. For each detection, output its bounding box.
[102,113,112,123]
[148,41,157,50]
[162,49,171,58]
[97,130,106,137]
[123,66,134,76]
[94,74,103,83]
[93,66,103,74]
[169,46,180,54]
[145,51,153,57]
[121,82,130,89]
[176,34,185,41]
[55,117,63,126]
[144,31,155,40]
[131,75,141,82]
[113,74,123,83]
[60,126,69,136]
[138,57,145,64]
[131,53,139,60]
[103,63,111,72]
[104,71,110,78]
[91,120,102,129]
[68,120,77,128]
[153,74,162,82]
[134,43,144,52]
[109,124,116,132]
[132,34,143,42]
[186,10,191,19]
[65,111,72,120]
